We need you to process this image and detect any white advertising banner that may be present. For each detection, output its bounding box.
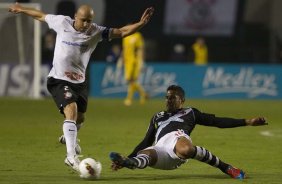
[164,0,238,36]
[0,64,50,97]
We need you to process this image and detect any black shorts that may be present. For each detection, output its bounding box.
[47,77,88,114]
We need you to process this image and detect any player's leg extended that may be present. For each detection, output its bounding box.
[175,138,230,172]
[63,102,78,157]
[59,96,86,150]
[47,78,80,171]
[110,149,157,170]
[58,112,83,154]
[192,145,245,179]
[133,149,157,168]
[175,137,245,179]
[63,102,80,171]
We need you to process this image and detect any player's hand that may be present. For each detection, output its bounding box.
[8,2,22,14]
[111,162,123,171]
[140,7,154,25]
[246,117,268,126]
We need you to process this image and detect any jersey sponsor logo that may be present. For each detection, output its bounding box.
[62,41,88,48]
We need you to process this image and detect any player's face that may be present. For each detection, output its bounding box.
[74,10,94,32]
[165,90,183,112]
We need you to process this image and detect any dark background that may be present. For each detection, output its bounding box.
[29,0,282,64]
[91,0,272,64]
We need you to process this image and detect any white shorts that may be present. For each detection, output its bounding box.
[144,130,192,170]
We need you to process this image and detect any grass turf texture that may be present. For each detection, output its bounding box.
[0,98,281,184]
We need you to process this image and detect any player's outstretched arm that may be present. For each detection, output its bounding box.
[245,117,267,126]
[9,2,46,22]
[110,7,154,39]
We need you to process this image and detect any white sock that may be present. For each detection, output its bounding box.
[63,120,77,157]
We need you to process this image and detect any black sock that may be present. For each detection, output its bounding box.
[192,146,230,173]
[131,154,150,169]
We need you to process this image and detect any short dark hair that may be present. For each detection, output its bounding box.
[167,85,185,101]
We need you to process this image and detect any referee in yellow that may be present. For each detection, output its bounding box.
[120,32,147,106]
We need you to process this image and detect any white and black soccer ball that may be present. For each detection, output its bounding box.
[79,158,102,179]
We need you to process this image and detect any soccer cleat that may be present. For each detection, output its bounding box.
[226,166,245,179]
[109,152,137,169]
[64,155,81,172]
[59,135,81,154]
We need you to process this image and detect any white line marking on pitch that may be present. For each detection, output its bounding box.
[260,131,274,137]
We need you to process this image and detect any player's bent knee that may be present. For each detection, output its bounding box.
[64,102,77,112]
[175,137,195,159]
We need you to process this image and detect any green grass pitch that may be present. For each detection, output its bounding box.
[0,98,281,184]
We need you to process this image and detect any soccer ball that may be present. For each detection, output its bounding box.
[79,158,102,179]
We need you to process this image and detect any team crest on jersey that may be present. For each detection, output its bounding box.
[156,111,165,118]
[64,91,72,99]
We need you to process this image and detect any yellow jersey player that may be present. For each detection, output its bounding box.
[192,37,208,65]
[122,32,147,106]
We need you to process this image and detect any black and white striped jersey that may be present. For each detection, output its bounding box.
[128,107,246,158]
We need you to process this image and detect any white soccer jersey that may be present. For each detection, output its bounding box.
[45,14,109,83]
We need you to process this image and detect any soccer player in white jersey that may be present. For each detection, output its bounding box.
[110,85,268,180]
[9,3,154,172]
